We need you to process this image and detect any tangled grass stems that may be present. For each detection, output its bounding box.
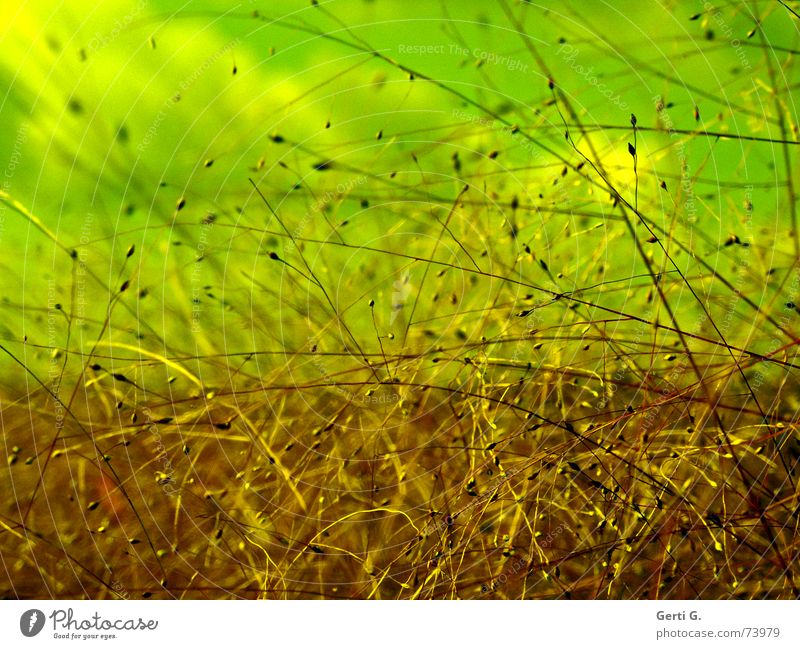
[1,0,800,600]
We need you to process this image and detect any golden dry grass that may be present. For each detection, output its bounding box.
[2,0,800,600]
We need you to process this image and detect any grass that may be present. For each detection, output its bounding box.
[1,0,800,599]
